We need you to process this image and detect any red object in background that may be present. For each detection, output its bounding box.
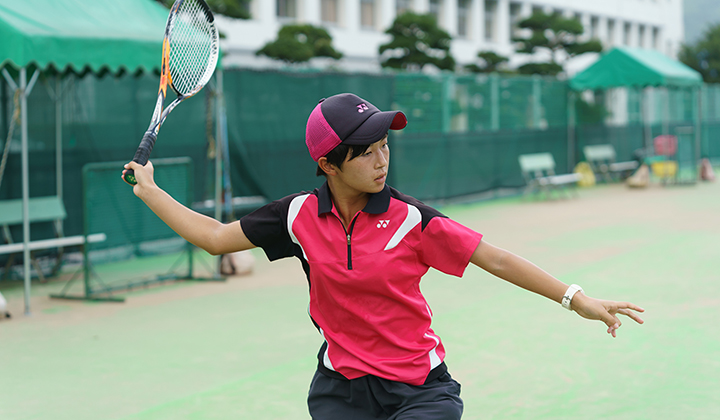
[654,135,678,156]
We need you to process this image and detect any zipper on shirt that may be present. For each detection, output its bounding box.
[346,234,352,270]
[346,217,359,270]
[332,213,360,270]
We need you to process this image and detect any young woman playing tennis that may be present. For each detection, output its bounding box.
[123,93,644,419]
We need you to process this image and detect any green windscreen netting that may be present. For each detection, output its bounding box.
[392,73,568,133]
[45,157,197,299]
[223,70,395,199]
[83,157,193,262]
[0,73,214,241]
[2,68,720,268]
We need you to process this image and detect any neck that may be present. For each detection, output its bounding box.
[326,179,370,229]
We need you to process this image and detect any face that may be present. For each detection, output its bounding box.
[333,135,389,195]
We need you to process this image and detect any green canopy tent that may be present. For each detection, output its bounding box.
[0,0,227,314]
[568,47,703,173]
[570,46,703,91]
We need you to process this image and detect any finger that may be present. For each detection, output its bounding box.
[606,324,620,339]
[617,308,645,324]
[608,328,617,338]
[616,302,645,312]
[598,310,621,329]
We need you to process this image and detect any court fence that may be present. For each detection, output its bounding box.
[1,68,719,276]
[50,157,220,300]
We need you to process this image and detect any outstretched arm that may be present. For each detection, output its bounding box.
[470,240,644,337]
[122,160,256,255]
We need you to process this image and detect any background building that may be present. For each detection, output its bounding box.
[217,0,686,73]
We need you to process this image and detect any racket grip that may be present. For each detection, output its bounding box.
[123,130,157,185]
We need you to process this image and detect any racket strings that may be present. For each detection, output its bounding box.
[168,0,218,96]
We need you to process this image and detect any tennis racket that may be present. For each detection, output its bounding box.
[123,0,219,185]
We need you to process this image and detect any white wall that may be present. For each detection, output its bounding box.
[216,0,686,73]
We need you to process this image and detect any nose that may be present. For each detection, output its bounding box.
[375,148,388,168]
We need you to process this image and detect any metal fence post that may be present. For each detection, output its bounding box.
[490,73,499,131]
[532,75,542,129]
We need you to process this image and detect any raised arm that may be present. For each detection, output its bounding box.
[470,240,644,337]
[122,160,256,255]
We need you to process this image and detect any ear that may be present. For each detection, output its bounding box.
[317,157,339,176]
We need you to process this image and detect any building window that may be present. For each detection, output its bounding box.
[652,27,660,50]
[485,0,497,42]
[277,0,297,18]
[397,0,413,16]
[361,0,375,29]
[321,0,339,24]
[607,19,615,45]
[457,0,470,38]
[590,16,599,39]
[623,22,631,45]
[638,25,646,48]
[510,2,523,38]
[429,0,442,24]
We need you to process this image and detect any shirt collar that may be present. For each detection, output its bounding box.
[317,181,391,216]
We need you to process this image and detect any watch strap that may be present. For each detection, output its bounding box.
[562,284,583,310]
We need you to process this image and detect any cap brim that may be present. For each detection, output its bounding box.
[343,111,407,145]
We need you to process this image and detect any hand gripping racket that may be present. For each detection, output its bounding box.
[124,0,219,185]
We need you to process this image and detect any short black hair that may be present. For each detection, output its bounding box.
[316,143,372,177]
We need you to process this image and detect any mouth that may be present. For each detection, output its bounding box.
[375,173,387,182]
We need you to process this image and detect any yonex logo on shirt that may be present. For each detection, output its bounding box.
[377,220,390,228]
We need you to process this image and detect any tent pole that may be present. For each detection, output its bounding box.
[19,68,40,316]
[567,90,576,171]
[663,88,670,135]
[696,85,702,167]
[55,77,63,206]
[214,71,223,277]
[218,68,232,220]
[214,73,222,223]
[20,68,31,316]
[642,88,650,152]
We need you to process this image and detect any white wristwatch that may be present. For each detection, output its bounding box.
[561,284,583,311]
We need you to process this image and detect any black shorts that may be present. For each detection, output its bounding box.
[307,367,463,420]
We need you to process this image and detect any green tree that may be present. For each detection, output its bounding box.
[513,10,602,75]
[256,24,343,64]
[464,51,510,73]
[679,23,720,83]
[379,12,455,71]
[155,0,251,19]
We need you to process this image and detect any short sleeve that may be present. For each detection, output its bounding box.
[240,194,300,261]
[419,217,483,277]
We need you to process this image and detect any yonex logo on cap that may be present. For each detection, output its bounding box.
[305,93,408,162]
[377,220,390,228]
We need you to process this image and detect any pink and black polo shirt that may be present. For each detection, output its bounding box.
[240,183,483,386]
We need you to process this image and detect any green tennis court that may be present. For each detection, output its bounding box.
[1,180,719,420]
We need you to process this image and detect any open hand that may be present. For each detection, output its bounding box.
[571,293,645,338]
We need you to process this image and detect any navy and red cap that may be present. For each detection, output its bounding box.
[305,93,408,162]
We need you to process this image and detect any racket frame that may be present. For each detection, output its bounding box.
[124,0,218,185]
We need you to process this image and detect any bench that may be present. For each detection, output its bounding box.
[518,153,582,199]
[192,195,268,219]
[583,144,639,183]
[0,196,106,281]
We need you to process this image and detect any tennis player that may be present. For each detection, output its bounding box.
[123,93,644,419]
